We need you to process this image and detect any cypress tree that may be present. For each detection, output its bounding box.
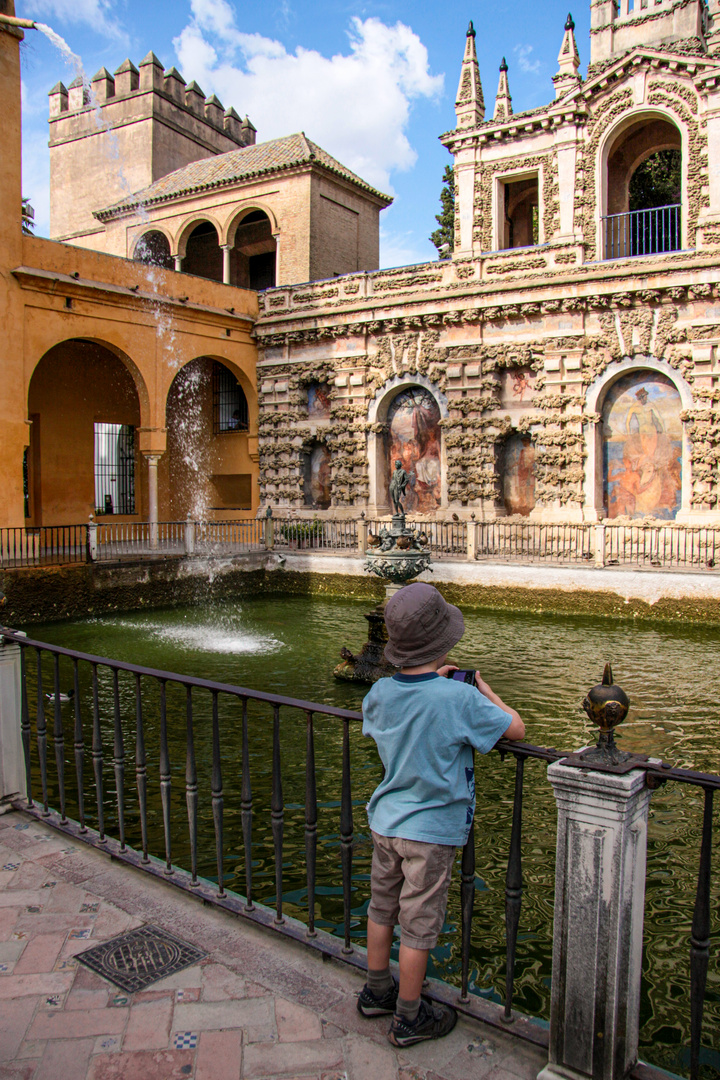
[430,165,455,259]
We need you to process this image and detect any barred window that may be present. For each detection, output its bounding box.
[213,362,249,434]
[94,423,136,515]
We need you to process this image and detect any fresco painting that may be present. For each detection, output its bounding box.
[386,387,442,513]
[307,382,331,420]
[502,433,536,516]
[602,372,682,520]
[501,368,536,406]
[304,442,332,509]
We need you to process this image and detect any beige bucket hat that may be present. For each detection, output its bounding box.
[384,583,465,667]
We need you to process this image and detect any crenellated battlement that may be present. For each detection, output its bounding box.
[48,52,256,244]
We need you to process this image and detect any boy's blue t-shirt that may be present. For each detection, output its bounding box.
[362,672,512,847]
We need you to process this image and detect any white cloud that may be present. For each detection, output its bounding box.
[23,0,126,41]
[380,226,435,270]
[513,44,542,76]
[172,0,443,194]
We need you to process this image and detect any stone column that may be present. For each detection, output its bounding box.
[174,254,183,272]
[184,516,195,556]
[466,519,477,561]
[358,518,368,555]
[264,513,274,550]
[144,453,162,549]
[594,522,605,568]
[0,635,27,807]
[87,514,98,562]
[221,245,232,285]
[538,762,652,1080]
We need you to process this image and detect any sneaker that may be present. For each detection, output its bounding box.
[357,978,399,1017]
[388,999,458,1047]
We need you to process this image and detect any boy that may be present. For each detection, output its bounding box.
[358,582,525,1047]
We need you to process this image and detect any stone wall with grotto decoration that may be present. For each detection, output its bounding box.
[255,273,720,522]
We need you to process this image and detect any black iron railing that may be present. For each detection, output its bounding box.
[603,204,681,259]
[1,627,717,1075]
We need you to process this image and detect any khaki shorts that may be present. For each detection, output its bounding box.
[367,831,456,950]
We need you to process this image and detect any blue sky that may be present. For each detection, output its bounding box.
[17,0,590,267]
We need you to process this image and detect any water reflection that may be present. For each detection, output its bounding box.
[24,598,720,1078]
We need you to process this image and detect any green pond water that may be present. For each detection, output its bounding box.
[21,596,720,1078]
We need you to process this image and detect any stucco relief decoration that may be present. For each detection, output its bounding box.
[386,387,442,513]
[577,88,633,262]
[474,152,557,251]
[602,371,682,519]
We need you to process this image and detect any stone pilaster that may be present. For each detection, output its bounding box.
[0,638,26,807]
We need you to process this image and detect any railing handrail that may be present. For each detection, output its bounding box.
[602,203,681,222]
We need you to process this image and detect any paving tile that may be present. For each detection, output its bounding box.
[13,931,66,975]
[242,1039,346,1078]
[93,1035,122,1054]
[323,994,399,1049]
[276,997,323,1042]
[86,1049,196,1079]
[124,997,174,1051]
[64,983,110,1010]
[0,997,38,1062]
[173,998,275,1039]
[201,962,248,1001]
[146,964,204,992]
[343,1033,399,1080]
[195,1030,242,1080]
[0,1062,40,1080]
[0,939,26,964]
[26,1006,128,1041]
[8,862,52,890]
[15,1038,47,1059]
[0,906,20,940]
[396,1018,489,1078]
[34,1037,95,1080]
[0,890,45,908]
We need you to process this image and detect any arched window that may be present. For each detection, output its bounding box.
[183,222,223,282]
[602,370,682,519]
[229,210,276,290]
[385,387,441,513]
[498,432,536,516]
[603,117,681,258]
[134,230,173,269]
[303,441,331,509]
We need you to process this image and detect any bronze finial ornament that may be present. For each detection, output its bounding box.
[570,663,642,769]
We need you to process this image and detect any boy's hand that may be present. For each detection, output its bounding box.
[437,664,458,679]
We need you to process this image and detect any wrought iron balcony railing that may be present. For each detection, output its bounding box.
[603,203,681,259]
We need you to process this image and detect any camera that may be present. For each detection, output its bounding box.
[446,669,477,687]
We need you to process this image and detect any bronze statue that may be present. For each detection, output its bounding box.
[389,459,408,515]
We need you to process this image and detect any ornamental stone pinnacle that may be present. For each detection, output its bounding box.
[493,58,512,122]
[553,11,581,99]
[455,20,484,129]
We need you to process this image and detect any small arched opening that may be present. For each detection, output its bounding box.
[302,441,332,510]
[133,230,173,270]
[497,432,536,516]
[384,386,442,514]
[603,116,682,258]
[228,210,276,290]
[182,221,223,282]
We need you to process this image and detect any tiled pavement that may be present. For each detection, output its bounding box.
[0,808,547,1080]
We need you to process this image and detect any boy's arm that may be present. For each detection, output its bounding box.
[474,673,525,741]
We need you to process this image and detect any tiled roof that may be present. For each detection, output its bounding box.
[96,132,392,218]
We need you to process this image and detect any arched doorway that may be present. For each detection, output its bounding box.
[27,340,142,525]
[498,432,536,516]
[601,370,682,519]
[384,387,442,514]
[228,210,276,290]
[182,221,223,282]
[603,116,682,258]
[163,358,253,520]
[133,230,173,269]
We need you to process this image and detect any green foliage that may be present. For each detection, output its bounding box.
[279,519,324,542]
[430,165,455,259]
[21,197,34,235]
[629,150,681,211]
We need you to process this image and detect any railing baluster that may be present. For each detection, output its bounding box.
[135,673,149,863]
[52,652,66,822]
[112,667,126,851]
[504,754,526,1021]
[690,787,713,1080]
[72,658,85,831]
[241,696,254,909]
[19,645,32,807]
[91,663,105,841]
[185,685,198,884]
[271,703,284,924]
[305,710,318,937]
[211,690,225,897]
[35,649,49,815]
[159,679,172,873]
[459,817,476,1003]
[340,717,354,954]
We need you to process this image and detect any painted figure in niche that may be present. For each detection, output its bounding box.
[603,372,682,520]
[307,382,331,420]
[304,443,331,509]
[386,387,441,513]
[512,371,533,400]
[503,433,536,516]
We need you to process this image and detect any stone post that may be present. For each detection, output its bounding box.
[538,762,652,1080]
[87,514,97,562]
[264,510,274,550]
[144,453,161,549]
[0,634,27,807]
[466,519,478,561]
[594,523,606,568]
[358,517,368,555]
[184,516,195,556]
[221,245,232,285]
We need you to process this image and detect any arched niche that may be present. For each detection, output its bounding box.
[306,381,331,420]
[367,376,448,515]
[583,358,694,521]
[498,431,537,516]
[598,110,685,258]
[133,230,173,270]
[302,441,332,510]
[181,221,223,282]
[226,208,277,290]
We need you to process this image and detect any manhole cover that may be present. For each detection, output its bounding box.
[76,925,206,993]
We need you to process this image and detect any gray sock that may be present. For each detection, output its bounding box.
[367,967,393,996]
[396,994,421,1022]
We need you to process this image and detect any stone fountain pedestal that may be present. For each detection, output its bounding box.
[333,513,431,685]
